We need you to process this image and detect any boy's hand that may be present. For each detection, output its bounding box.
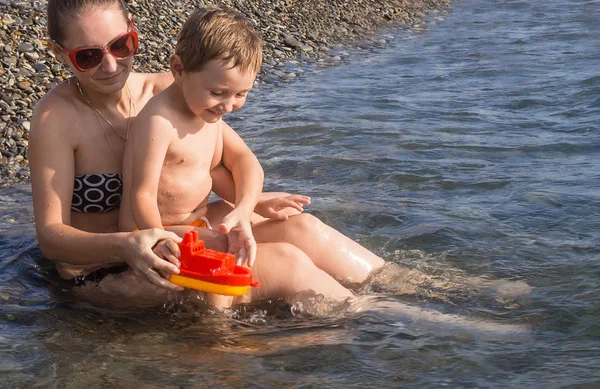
[219,209,257,267]
[152,238,181,279]
[255,194,311,221]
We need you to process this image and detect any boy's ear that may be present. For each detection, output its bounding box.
[170,54,184,80]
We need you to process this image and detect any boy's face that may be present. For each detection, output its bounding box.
[180,58,257,122]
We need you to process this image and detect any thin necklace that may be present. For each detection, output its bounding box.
[74,79,135,141]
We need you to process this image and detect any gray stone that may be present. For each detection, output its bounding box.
[32,62,49,72]
[283,35,301,48]
[24,52,39,61]
[17,42,34,53]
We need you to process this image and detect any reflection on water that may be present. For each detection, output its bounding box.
[0,190,546,388]
[2,0,600,386]
[1,241,531,388]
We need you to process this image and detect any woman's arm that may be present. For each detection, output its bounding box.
[29,92,182,290]
[210,164,236,203]
[30,93,106,264]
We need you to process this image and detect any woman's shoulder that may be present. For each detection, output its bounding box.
[35,80,77,111]
[129,71,174,96]
[30,80,79,136]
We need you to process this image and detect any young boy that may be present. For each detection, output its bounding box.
[119,7,306,273]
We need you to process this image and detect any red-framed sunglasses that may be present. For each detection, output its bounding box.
[57,20,139,72]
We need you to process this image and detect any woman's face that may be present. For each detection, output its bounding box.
[57,6,134,94]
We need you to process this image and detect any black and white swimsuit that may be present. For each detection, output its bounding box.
[70,173,125,285]
[71,173,122,213]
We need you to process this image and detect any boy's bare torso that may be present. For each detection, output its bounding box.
[156,119,221,226]
[120,87,223,231]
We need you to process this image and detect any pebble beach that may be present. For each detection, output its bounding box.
[0,0,450,187]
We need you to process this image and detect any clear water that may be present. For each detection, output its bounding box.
[2,0,599,387]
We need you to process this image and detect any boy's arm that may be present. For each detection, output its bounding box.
[130,114,173,230]
[217,121,263,267]
[220,121,264,220]
[211,157,310,221]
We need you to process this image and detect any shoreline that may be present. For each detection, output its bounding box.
[0,0,451,187]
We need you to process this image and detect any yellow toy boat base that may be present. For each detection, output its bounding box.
[170,274,251,296]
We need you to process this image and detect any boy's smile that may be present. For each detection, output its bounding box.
[179,59,257,122]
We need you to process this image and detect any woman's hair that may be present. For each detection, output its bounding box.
[47,0,128,43]
[175,7,263,75]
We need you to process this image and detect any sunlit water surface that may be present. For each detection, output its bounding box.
[2,0,599,387]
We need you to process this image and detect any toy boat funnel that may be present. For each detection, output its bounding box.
[169,230,260,296]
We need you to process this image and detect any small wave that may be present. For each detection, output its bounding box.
[580,75,600,86]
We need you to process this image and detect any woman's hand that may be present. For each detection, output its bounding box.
[218,208,257,268]
[255,194,311,221]
[124,229,184,291]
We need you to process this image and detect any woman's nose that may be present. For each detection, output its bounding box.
[99,50,119,73]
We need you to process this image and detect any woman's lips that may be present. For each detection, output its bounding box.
[96,73,122,83]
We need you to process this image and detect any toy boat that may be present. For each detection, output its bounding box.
[169,230,260,296]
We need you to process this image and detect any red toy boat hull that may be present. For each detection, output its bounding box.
[174,230,260,291]
[178,266,259,287]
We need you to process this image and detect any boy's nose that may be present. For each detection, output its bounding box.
[222,98,235,113]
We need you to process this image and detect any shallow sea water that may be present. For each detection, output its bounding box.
[1,0,599,387]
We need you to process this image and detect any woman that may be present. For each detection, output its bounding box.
[29,0,384,308]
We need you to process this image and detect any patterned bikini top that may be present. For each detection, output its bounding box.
[71,173,123,213]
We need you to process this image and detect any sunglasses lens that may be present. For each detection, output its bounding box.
[109,33,137,58]
[74,49,104,70]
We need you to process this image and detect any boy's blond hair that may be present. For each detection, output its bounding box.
[175,7,263,74]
